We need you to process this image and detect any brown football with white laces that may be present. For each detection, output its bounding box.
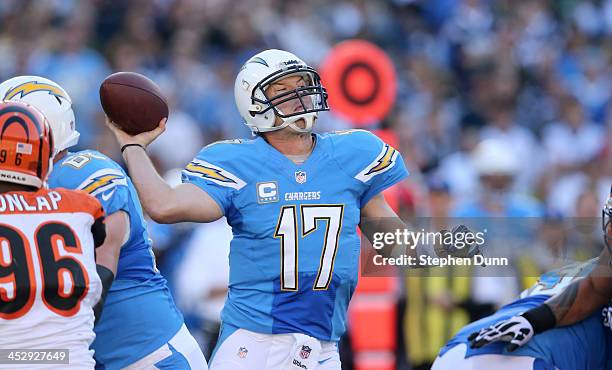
[99,72,168,135]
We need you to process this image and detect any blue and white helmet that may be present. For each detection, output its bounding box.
[234,49,329,134]
[0,76,78,155]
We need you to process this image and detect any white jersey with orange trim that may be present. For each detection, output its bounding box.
[0,188,105,369]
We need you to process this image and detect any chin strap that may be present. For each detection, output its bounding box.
[278,115,316,133]
[253,114,316,134]
[288,118,313,133]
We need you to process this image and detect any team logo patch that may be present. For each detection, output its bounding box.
[185,162,236,184]
[4,81,69,101]
[81,174,124,194]
[295,170,307,184]
[237,346,248,359]
[249,56,269,67]
[183,159,246,190]
[299,345,312,359]
[355,143,399,183]
[257,181,279,204]
[76,168,127,196]
[364,144,396,176]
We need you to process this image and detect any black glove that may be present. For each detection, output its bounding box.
[435,224,483,258]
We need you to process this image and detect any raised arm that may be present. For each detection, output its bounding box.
[106,118,223,224]
[544,247,612,326]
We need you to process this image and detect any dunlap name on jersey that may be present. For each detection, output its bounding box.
[0,190,62,212]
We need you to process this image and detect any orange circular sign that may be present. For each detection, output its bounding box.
[320,40,397,126]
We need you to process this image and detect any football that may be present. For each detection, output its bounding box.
[99,72,168,135]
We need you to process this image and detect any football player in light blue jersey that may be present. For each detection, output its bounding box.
[0,76,208,370]
[105,49,410,370]
[433,187,612,370]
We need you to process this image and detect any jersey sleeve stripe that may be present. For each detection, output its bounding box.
[354,144,400,183]
[183,159,246,190]
[76,168,127,196]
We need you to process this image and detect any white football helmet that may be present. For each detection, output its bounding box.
[234,49,329,134]
[0,76,78,154]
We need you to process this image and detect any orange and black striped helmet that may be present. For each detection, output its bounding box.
[0,101,53,188]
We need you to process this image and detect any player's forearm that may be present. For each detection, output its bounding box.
[514,277,603,335]
[361,217,419,260]
[121,146,177,223]
[544,276,610,326]
[360,194,417,260]
[544,248,612,326]
[121,147,223,223]
[94,211,128,274]
[360,193,426,264]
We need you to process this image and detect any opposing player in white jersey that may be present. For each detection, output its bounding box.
[0,101,113,369]
[103,49,415,370]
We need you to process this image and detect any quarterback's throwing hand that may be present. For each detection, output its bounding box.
[468,315,534,351]
[105,115,167,148]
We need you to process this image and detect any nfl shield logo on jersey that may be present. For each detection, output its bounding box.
[237,346,248,358]
[299,345,312,359]
[295,170,307,184]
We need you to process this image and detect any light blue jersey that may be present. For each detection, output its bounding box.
[182,130,408,342]
[439,259,612,369]
[49,150,184,369]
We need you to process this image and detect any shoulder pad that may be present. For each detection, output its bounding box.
[52,150,127,195]
[327,130,400,183]
[184,139,254,190]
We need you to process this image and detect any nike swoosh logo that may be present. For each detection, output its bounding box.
[318,357,332,365]
[101,189,116,201]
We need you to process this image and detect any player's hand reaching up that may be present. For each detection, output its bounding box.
[468,315,535,351]
[105,115,167,148]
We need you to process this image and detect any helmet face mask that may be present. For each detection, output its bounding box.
[235,49,329,134]
[253,66,328,120]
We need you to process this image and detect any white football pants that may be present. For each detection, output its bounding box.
[209,328,341,370]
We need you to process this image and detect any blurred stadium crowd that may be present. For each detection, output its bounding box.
[1,0,611,369]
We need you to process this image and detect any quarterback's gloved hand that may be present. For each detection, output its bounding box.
[435,224,482,259]
[468,315,534,352]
